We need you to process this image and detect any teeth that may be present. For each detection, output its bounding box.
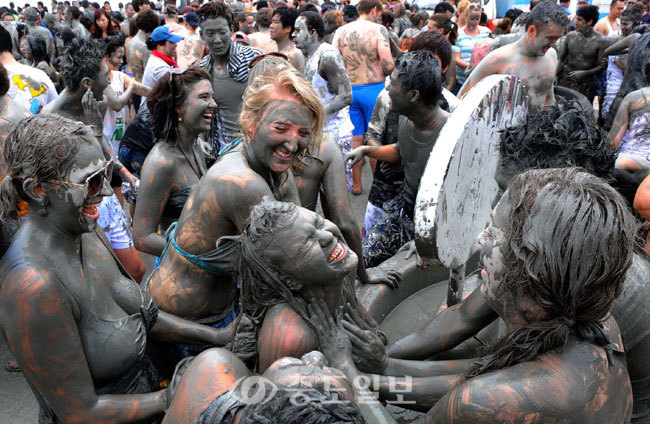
[328,242,345,263]
[275,148,292,158]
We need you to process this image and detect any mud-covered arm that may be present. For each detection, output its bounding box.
[131,152,172,257]
[365,90,391,147]
[385,287,498,360]
[103,78,134,111]
[1,267,165,423]
[378,26,396,77]
[602,33,639,57]
[346,143,401,168]
[319,51,353,116]
[634,174,650,222]
[569,39,608,79]
[458,51,500,99]
[149,311,234,346]
[374,374,466,413]
[278,169,302,206]
[606,94,632,150]
[555,35,568,77]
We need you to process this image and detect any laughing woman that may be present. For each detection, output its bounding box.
[132,67,214,257]
[0,115,237,424]
[145,66,324,357]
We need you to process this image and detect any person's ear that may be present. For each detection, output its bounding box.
[81,76,93,90]
[527,24,537,40]
[22,178,49,216]
[409,89,420,104]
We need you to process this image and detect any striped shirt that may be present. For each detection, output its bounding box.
[197,43,261,157]
[452,26,491,85]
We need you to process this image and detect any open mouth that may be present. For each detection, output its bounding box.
[202,111,213,122]
[328,241,346,263]
[274,147,294,160]
[82,201,101,219]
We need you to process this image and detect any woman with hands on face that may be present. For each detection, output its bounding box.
[308,168,636,423]
[0,115,237,424]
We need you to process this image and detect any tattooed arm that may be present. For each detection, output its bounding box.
[1,266,166,423]
[606,93,632,150]
[319,51,353,116]
[378,26,395,77]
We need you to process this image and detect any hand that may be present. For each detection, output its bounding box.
[568,70,589,80]
[82,87,103,129]
[124,76,135,95]
[342,302,388,373]
[364,267,401,289]
[397,240,427,269]
[342,319,388,374]
[305,298,354,371]
[119,167,139,192]
[345,147,366,168]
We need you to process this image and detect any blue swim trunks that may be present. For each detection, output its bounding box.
[350,81,385,136]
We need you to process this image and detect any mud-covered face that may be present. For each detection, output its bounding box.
[620,16,633,36]
[387,68,410,114]
[262,207,358,286]
[249,96,314,174]
[91,60,110,100]
[574,15,590,34]
[270,13,289,41]
[45,139,113,234]
[201,17,232,58]
[466,11,480,30]
[263,352,355,402]
[530,22,564,56]
[179,79,216,134]
[107,46,125,70]
[242,15,255,34]
[20,38,31,60]
[292,17,313,50]
[477,191,512,314]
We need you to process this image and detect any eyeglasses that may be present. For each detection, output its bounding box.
[50,160,113,197]
[248,52,289,69]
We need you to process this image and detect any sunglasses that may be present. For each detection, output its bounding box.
[249,52,289,69]
[50,160,113,197]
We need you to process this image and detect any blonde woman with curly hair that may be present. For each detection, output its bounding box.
[145,65,324,364]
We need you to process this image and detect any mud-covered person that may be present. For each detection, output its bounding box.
[42,37,139,192]
[125,9,159,84]
[196,1,261,157]
[270,6,306,72]
[0,116,238,424]
[459,0,568,112]
[556,5,608,103]
[132,68,215,258]
[145,66,324,358]
[309,168,636,424]
[346,51,448,268]
[332,0,394,195]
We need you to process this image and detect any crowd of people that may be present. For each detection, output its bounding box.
[0,0,649,422]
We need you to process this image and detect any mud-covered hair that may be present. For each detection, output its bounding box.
[0,115,96,220]
[497,101,616,190]
[147,66,210,142]
[468,168,636,377]
[25,33,50,65]
[197,0,232,27]
[231,198,370,364]
[622,7,643,28]
[60,37,103,91]
[238,386,364,423]
[525,0,569,30]
[394,50,443,108]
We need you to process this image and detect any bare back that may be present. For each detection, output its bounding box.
[333,19,393,86]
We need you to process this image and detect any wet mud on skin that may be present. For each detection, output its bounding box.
[0,154,384,423]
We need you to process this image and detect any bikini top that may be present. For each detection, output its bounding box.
[76,231,158,385]
[163,186,193,219]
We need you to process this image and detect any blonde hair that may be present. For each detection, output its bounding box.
[240,65,325,164]
[457,0,471,15]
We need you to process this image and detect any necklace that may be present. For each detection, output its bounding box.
[178,143,203,179]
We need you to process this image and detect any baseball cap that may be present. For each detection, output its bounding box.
[151,25,184,42]
[185,11,199,26]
